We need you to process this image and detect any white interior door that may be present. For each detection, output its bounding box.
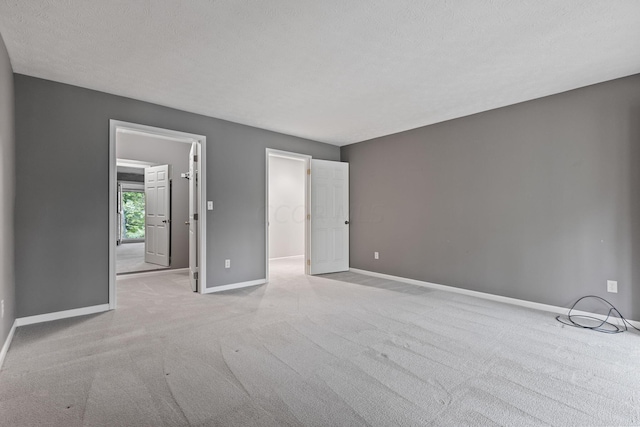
[310,159,349,274]
[145,164,171,266]
[189,143,199,292]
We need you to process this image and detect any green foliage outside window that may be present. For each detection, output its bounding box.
[123,191,145,239]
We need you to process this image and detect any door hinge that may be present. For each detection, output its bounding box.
[193,155,198,162]
[307,259,311,266]
[193,213,199,220]
[193,271,199,280]
[307,168,311,175]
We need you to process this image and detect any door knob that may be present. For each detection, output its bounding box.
[185,221,190,225]
[345,220,350,225]
[162,219,171,223]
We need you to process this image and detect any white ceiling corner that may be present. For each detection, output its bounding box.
[1,1,639,146]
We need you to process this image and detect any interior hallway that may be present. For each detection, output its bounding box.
[1,258,638,426]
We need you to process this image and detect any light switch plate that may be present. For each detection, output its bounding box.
[207,201,213,210]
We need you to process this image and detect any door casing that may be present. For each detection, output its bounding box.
[109,120,208,309]
[118,182,145,244]
[188,142,199,292]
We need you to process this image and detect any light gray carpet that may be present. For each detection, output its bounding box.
[116,242,168,274]
[1,256,639,426]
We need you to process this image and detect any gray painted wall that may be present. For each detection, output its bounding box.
[0,34,14,348]
[15,75,339,318]
[117,131,191,269]
[269,156,305,258]
[342,74,640,320]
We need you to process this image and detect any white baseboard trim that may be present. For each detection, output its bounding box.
[203,279,266,294]
[349,268,640,329]
[117,268,189,280]
[0,320,17,370]
[269,255,304,260]
[15,304,111,327]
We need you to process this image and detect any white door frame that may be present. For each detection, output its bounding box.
[265,148,311,280]
[188,142,199,292]
[109,120,208,309]
[116,159,155,244]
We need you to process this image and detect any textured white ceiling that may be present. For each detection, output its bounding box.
[1,1,639,146]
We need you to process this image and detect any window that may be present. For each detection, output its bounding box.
[122,191,145,240]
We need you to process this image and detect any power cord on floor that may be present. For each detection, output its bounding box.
[555,295,640,334]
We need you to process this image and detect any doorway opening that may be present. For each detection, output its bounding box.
[266,149,311,280]
[116,159,167,274]
[265,149,351,281]
[109,121,208,309]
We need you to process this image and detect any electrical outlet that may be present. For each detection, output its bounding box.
[1,300,4,318]
[374,252,379,260]
[225,259,231,269]
[607,280,618,293]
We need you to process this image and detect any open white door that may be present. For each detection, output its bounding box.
[188,143,199,292]
[310,159,349,274]
[145,164,171,266]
